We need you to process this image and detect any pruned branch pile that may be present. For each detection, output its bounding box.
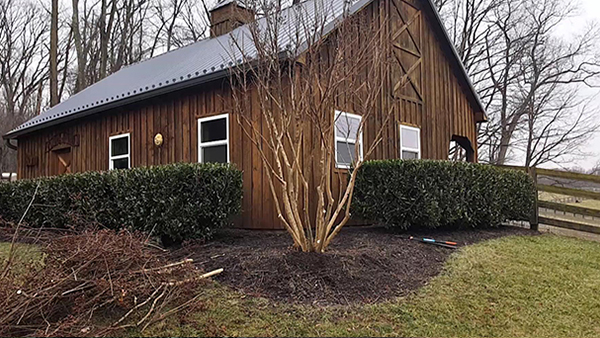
[0,229,214,337]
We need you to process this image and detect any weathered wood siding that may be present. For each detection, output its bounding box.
[16,0,480,230]
[382,0,478,160]
[17,81,281,229]
[394,0,478,159]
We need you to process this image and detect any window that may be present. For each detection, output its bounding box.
[198,113,229,163]
[335,111,363,169]
[400,125,420,159]
[109,133,131,169]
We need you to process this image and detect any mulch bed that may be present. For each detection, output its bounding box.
[172,225,535,305]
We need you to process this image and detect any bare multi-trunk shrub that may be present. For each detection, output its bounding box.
[230,1,394,252]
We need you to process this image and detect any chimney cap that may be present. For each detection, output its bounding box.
[210,0,247,12]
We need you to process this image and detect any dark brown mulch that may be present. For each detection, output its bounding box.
[172,225,535,305]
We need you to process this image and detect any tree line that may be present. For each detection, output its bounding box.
[436,0,600,168]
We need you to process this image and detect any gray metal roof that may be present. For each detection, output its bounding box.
[4,0,485,139]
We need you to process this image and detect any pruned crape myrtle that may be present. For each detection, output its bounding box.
[230,0,395,252]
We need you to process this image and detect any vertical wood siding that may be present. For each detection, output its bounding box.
[16,0,480,229]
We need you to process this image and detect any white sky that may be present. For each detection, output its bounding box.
[547,0,600,170]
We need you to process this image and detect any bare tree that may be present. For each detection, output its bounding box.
[99,0,118,79]
[521,90,598,168]
[70,0,100,92]
[511,0,599,167]
[150,0,185,55]
[479,0,534,164]
[437,0,530,164]
[176,0,210,44]
[439,0,600,167]
[230,1,393,252]
[0,0,49,172]
[50,0,59,106]
[111,0,154,71]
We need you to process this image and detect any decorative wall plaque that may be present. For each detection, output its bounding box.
[154,133,164,146]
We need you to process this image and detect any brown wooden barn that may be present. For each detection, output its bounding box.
[3,0,486,230]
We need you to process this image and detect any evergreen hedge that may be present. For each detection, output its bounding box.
[352,160,536,230]
[0,163,243,242]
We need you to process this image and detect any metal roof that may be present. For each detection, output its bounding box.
[4,0,485,139]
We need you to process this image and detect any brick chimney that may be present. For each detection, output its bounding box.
[209,0,256,37]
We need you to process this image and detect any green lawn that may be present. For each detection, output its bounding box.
[3,235,600,337]
[142,235,600,337]
[0,242,45,283]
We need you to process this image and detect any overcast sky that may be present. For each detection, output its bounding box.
[550,0,600,170]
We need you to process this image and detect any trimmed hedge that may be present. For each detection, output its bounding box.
[0,163,243,242]
[352,160,536,230]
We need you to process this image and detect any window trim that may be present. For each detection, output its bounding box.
[334,110,363,169]
[108,133,131,170]
[400,124,421,159]
[197,113,230,163]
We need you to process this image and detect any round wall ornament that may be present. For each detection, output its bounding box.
[154,133,164,146]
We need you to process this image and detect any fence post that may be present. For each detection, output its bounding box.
[529,167,539,231]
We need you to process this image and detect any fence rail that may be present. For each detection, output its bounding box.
[537,184,600,201]
[537,200,600,218]
[499,165,600,235]
[538,216,600,235]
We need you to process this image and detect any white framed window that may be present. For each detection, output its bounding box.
[400,125,421,159]
[198,113,229,163]
[109,133,131,169]
[334,110,363,169]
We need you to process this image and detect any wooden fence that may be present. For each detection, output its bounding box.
[500,165,600,235]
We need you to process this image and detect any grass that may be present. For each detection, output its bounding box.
[3,234,600,337]
[141,235,600,337]
[539,191,600,210]
[0,242,45,283]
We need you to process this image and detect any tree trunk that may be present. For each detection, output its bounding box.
[50,0,59,106]
[99,0,107,79]
[72,0,86,93]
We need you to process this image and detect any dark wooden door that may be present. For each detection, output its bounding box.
[52,147,72,175]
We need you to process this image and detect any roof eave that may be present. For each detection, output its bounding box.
[3,68,231,140]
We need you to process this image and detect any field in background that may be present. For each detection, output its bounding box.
[539,191,600,210]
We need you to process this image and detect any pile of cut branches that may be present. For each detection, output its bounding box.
[0,229,220,337]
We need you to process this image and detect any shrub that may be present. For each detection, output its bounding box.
[352,160,536,230]
[0,163,243,242]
